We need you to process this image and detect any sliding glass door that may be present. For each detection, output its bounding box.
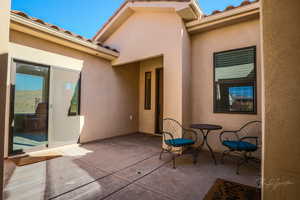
[10,60,50,154]
[9,61,82,155]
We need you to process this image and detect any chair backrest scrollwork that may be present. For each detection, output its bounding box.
[163,118,183,140]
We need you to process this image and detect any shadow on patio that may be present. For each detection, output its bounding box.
[4,133,259,200]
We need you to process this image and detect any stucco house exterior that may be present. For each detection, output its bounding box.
[2,0,300,199]
[4,0,261,157]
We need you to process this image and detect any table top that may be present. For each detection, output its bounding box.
[190,124,223,131]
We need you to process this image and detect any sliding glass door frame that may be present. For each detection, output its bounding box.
[9,59,51,155]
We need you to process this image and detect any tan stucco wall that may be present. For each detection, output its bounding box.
[6,30,139,156]
[262,0,300,199]
[103,10,190,138]
[191,19,262,153]
[181,21,192,128]
[138,57,163,134]
[0,0,11,198]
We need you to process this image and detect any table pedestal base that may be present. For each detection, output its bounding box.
[199,130,218,165]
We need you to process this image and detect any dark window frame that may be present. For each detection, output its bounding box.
[213,46,257,114]
[144,71,152,110]
[68,73,81,116]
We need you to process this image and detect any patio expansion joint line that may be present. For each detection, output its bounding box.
[120,176,178,200]
[112,173,177,200]
[100,159,172,200]
[48,152,161,200]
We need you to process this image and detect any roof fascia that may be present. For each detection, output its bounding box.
[95,2,134,43]
[186,2,260,34]
[10,13,119,60]
[94,1,202,42]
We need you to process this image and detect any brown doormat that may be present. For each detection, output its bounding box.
[10,152,62,166]
[204,178,261,200]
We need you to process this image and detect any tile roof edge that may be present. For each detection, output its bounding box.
[10,10,119,54]
[204,0,259,18]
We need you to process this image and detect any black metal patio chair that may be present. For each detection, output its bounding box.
[219,121,262,174]
[159,118,198,169]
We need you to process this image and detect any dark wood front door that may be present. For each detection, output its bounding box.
[155,68,163,134]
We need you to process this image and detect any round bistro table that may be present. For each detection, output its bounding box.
[190,124,223,165]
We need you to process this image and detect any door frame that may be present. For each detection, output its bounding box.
[8,59,51,155]
[155,68,163,134]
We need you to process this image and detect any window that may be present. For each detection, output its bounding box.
[68,75,81,116]
[144,72,151,110]
[214,46,256,114]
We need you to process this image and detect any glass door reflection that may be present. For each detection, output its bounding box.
[11,61,49,154]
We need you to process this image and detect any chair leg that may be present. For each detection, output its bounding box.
[221,150,231,164]
[193,148,199,164]
[236,159,241,175]
[172,153,176,169]
[159,148,165,160]
[236,152,248,175]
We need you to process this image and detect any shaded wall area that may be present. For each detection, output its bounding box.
[7,30,139,153]
[191,19,262,153]
[0,0,11,198]
[262,0,300,198]
[138,57,163,134]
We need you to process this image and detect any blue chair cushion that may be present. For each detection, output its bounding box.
[165,138,195,147]
[223,140,257,151]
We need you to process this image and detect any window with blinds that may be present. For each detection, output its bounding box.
[213,46,257,114]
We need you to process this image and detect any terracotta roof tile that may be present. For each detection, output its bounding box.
[76,35,84,39]
[212,10,221,15]
[11,10,119,53]
[11,10,29,18]
[225,5,235,11]
[240,0,252,6]
[49,25,60,31]
[31,17,46,25]
[207,0,259,17]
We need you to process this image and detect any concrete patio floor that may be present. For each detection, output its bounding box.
[4,133,260,200]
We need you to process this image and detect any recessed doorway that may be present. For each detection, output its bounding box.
[155,68,163,134]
